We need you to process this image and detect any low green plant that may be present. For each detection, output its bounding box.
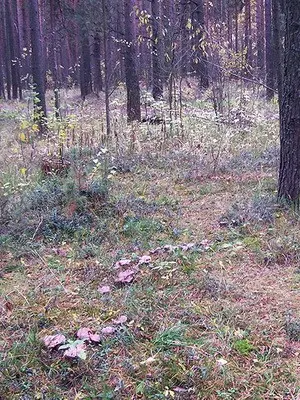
[123,216,164,241]
[232,339,255,356]
[153,324,188,351]
[171,248,199,274]
[217,388,238,399]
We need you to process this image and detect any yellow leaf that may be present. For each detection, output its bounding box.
[32,123,39,132]
[19,132,27,142]
[20,168,27,176]
[186,18,192,30]
[20,120,30,130]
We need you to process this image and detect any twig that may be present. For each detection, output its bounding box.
[31,217,44,240]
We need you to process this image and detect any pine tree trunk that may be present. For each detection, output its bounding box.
[244,0,252,76]
[0,1,6,98]
[278,1,300,203]
[29,0,47,129]
[124,0,141,122]
[49,0,58,87]
[265,0,274,99]
[151,0,163,100]
[272,0,283,107]
[5,0,19,99]
[3,0,12,99]
[256,0,265,76]
[19,0,31,88]
[180,0,190,76]
[79,28,92,100]
[92,32,103,95]
[191,0,209,89]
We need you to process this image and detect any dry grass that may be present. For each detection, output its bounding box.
[1,84,299,399]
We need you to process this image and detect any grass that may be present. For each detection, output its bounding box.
[0,84,300,399]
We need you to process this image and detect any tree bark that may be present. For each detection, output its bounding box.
[265,0,274,99]
[151,0,163,100]
[278,2,300,203]
[79,28,92,100]
[256,0,265,76]
[92,32,103,95]
[124,0,141,122]
[191,0,209,89]
[244,0,252,76]
[0,0,6,98]
[102,0,111,137]
[29,0,47,129]
[272,0,283,107]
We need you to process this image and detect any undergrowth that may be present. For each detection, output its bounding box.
[1,85,300,399]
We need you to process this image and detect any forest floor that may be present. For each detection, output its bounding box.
[1,84,300,399]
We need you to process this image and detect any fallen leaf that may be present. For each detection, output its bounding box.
[0,299,13,317]
[112,315,127,325]
[200,239,211,249]
[4,301,13,317]
[140,356,157,365]
[101,326,116,335]
[77,328,101,343]
[216,358,228,367]
[43,334,66,349]
[115,269,136,283]
[98,285,111,294]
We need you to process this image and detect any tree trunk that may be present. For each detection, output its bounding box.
[278,1,300,203]
[180,0,190,76]
[49,0,58,86]
[191,0,209,89]
[151,0,163,100]
[272,0,283,107]
[265,0,274,99]
[124,0,141,122]
[256,0,265,76]
[5,0,19,99]
[29,0,47,129]
[0,0,6,98]
[19,0,31,88]
[244,0,252,76]
[102,0,111,137]
[79,28,92,100]
[92,32,103,95]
